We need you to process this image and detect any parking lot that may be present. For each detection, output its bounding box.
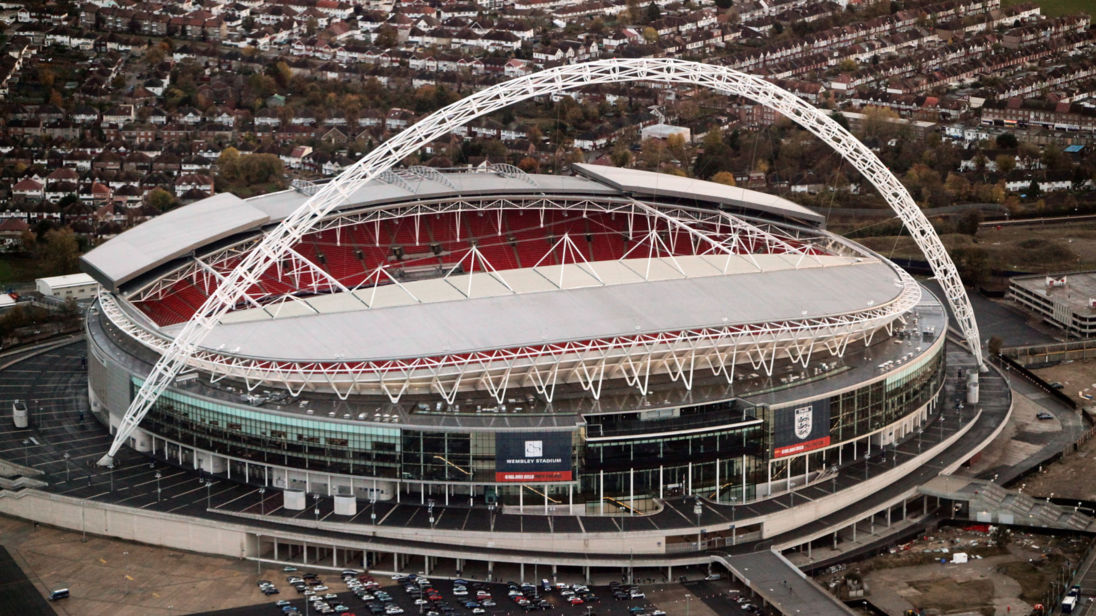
[200,573,740,616]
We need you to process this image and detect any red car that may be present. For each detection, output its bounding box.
[569,597,585,606]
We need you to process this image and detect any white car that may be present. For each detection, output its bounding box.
[414,598,428,605]
[453,586,468,596]
[630,590,646,599]
[385,606,405,615]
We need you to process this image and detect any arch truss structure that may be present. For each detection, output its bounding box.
[98,58,982,465]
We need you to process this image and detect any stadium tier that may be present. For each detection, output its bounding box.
[82,164,947,513]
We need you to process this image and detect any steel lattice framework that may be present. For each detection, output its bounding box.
[98,58,982,465]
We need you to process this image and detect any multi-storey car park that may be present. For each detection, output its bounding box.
[84,162,950,516]
[1,62,1017,609]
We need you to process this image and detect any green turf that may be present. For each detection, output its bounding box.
[1003,0,1091,17]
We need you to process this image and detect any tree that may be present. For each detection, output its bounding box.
[711,171,736,186]
[40,227,80,276]
[645,2,661,22]
[692,127,734,179]
[146,188,177,212]
[988,335,1004,356]
[267,61,292,89]
[517,157,539,173]
[994,154,1015,175]
[714,0,734,8]
[956,209,981,236]
[643,27,658,43]
[995,132,1018,149]
[218,147,241,182]
[375,25,398,48]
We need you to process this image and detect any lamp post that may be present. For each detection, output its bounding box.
[259,487,266,517]
[123,550,130,595]
[488,502,497,532]
[64,452,71,483]
[22,439,29,465]
[108,462,115,492]
[155,471,162,502]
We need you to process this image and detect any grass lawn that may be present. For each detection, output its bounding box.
[1003,0,1091,17]
[0,257,43,287]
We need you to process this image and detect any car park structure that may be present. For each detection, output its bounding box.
[0,60,1014,613]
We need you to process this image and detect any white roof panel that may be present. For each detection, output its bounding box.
[81,193,270,290]
[572,164,824,225]
[177,256,901,362]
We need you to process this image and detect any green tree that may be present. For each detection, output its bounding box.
[645,2,661,22]
[995,132,1018,149]
[146,187,177,212]
[375,25,398,48]
[40,227,80,276]
[218,147,241,182]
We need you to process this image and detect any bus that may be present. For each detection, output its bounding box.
[12,399,27,429]
[1062,595,1078,614]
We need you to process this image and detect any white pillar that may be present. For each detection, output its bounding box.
[687,462,692,494]
[629,467,634,514]
[715,459,720,503]
[599,470,604,515]
[544,487,548,514]
[659,465,664,500]
[741,454,746,501]
[519,486,524,510]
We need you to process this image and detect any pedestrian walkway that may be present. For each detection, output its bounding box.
[717,550,855,616]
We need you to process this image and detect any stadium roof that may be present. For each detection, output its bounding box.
[81,166,825,291]
[169,256,904,362]
[572,164,824,225]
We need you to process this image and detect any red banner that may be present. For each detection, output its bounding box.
[495,471,573,482]
[773,436,831,458]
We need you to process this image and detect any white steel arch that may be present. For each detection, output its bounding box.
[98,58,982,465]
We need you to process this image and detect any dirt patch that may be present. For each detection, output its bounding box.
[816,527,1090,616]
[907,578,995,612]
[854,222,1096,273]
[1031,360,1096,409]
[996,555,1067,604]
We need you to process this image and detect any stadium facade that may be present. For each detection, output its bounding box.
[83,163,950,521]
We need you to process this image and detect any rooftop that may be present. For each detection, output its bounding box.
[1010,271,1096,315]
[166,255,901,362]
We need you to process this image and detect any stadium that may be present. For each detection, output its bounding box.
[9,61,1008,593]
[83,159,949,515]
